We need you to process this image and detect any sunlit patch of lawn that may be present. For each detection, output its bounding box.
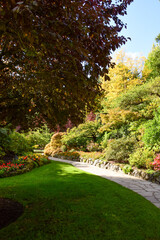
[0,161,160,240]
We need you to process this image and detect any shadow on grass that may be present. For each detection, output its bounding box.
[51,159,160,208]
[0,160,160,240]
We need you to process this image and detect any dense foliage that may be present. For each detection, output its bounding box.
[0,127,11,158]
[142,108,160,149]
[0,125,52,159]
[47,45,160,172]
[0,0,133,129]
[1,4,160,175]
[0,128,32,159]
[26,124,53,149]
[144,41,160,79]
[129,148,155,169]
[61,121,101,151]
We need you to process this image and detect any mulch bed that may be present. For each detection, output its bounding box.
[0,198,24,230]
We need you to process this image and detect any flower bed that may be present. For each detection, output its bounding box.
[0,162,24,176]
[0,154,51,178]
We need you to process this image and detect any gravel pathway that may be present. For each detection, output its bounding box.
[49,157,160,208]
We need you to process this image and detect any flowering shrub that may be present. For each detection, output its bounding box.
[151,154,160,171]
[0,154,50,178]
[0,162,24,173]
[18,154,49,163]
[0,162,25,177]
[18,154,39,164]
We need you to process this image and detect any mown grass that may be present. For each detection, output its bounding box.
[0,161,160,240]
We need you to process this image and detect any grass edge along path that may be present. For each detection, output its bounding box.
[0,161,160,240]
[49,157,160,208]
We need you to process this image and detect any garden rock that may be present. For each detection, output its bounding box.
[93,160,99,166]
[145,174,150,180]
[141,171,146,179]
[78,157,160,184]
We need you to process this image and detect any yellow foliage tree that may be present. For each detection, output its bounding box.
[100,50,150,132]
[101,50,148,101]
[100,108,140,132]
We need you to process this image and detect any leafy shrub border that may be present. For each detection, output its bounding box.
[53,151,80,161]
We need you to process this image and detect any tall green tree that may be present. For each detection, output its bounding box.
[144,36,160,79]
[0,0,133,129]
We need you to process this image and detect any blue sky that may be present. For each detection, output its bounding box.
[115,0,160,59]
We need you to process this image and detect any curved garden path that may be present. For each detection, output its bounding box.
[49,157,160,208]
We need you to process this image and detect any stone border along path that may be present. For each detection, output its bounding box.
[49,157,160,208]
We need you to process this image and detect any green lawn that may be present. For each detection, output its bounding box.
[0,161,160,240]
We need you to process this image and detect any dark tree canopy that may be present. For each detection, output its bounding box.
[0,0,133,130]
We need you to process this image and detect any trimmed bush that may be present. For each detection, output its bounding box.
[44,132,64,156]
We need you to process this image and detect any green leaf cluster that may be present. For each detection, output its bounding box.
[8,131,32,156]
[26,124,53,149]
[129,148,155,169]
[144,44,160,79]
[142,108,160,149]
[62,121,101,150]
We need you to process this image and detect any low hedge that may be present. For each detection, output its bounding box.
[53,151,80,161]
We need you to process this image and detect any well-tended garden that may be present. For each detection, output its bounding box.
[1,0,160,239]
